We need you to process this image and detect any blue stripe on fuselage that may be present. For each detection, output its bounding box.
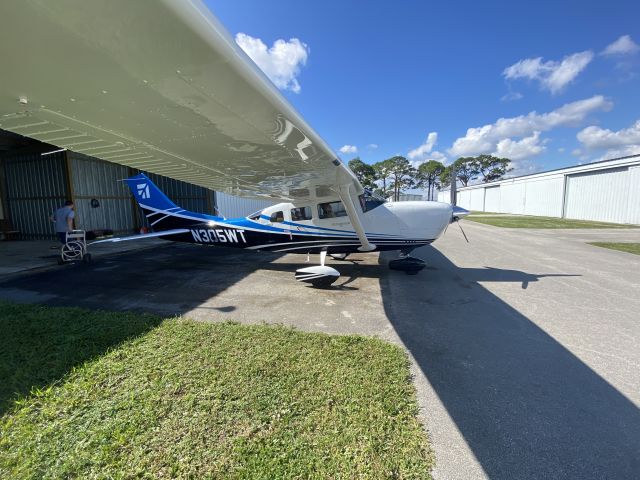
[140,203,396,238]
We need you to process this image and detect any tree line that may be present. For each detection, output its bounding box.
[348,154,512,201]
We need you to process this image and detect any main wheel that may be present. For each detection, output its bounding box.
[295,266,340,288]
[389,257,426,275]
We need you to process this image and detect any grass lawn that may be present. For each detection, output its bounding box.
[588,242,640,255]
[465,214,635,229]
[0,302,432,479]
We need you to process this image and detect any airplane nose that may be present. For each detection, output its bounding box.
[451,206,470,222]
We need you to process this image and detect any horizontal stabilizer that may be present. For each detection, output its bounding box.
[89,229,189,245]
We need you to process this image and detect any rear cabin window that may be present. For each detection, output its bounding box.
[318,201,348,219]
[291,206,312,221]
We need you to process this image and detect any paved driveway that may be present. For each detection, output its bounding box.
[1,222,639,479]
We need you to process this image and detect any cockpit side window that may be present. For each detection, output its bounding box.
[291,206,312,221]
[269,211,284,223]
[318,201,348,219]
[358,190,386,212]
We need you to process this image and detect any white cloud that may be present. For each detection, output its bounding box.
[501,91,523,102]
[235,33,309,93]
[602,35,640,56]
[594,145,640,161]
[558,147,566,153]
[367,143,379,150]
[494,131,546,160]
[577,119,640,160]
[503,51,594,94]
[409,151,448,169]
[339,144,358,154]
[449,95,612,158]
[408,132,438,160]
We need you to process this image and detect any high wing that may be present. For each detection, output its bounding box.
[0,0,362,205]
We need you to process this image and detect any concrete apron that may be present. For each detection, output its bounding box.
[0,221,639,479]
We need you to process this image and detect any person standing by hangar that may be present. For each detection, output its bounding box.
[51,200,75,244]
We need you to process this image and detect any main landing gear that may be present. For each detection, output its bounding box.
[388,249,426,275]
[295,251,340,288]
[295,248,427,287]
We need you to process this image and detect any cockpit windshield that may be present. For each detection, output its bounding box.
[358,190,386,212]
[247,209,263,220]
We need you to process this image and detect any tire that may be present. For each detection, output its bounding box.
[83,253,92,264]
[389,257,426,275]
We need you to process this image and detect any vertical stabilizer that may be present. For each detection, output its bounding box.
[123,173,178,211]
[123,173,199,231]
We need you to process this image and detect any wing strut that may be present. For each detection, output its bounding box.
[338,183,376,252]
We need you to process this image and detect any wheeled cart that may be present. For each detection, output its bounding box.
[58,230,92,264]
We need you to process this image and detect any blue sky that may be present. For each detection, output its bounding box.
[208,0,640,176]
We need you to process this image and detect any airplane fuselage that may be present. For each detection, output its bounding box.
[143,199,454,255]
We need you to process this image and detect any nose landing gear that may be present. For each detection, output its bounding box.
[389,249,426,275]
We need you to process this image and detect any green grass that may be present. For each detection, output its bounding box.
[589,242,640,255]
[465,214,635,229]
[0,302,432,479]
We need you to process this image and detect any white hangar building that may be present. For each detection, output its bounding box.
[437,155,640,225]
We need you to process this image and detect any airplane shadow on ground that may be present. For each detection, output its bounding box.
[379,246,640,480]
[0,244,283,413]
[2,242,639,479]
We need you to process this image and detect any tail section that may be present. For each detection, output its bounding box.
[123,173,178,212]
[123,173,200,231]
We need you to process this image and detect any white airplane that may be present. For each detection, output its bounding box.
[0,0,468,287]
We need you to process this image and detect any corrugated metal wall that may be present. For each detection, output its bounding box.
[626,167,640,224]
[439,159,640,224]
[216,192,274,219]
[484,186,500,212]
[1,151,221,238]
[469,189,485,211]
[70,153,135,234]
[3,152,68,239]
[565,167,631,223]
[144,172,212,214]
[457,190,471,210]
[500,183,526,214]
[522,177,564,217]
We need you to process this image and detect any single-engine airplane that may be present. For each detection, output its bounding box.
[93,172,469,286]
[0,0,469,287]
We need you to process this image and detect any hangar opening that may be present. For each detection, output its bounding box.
[0,129,271,241]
